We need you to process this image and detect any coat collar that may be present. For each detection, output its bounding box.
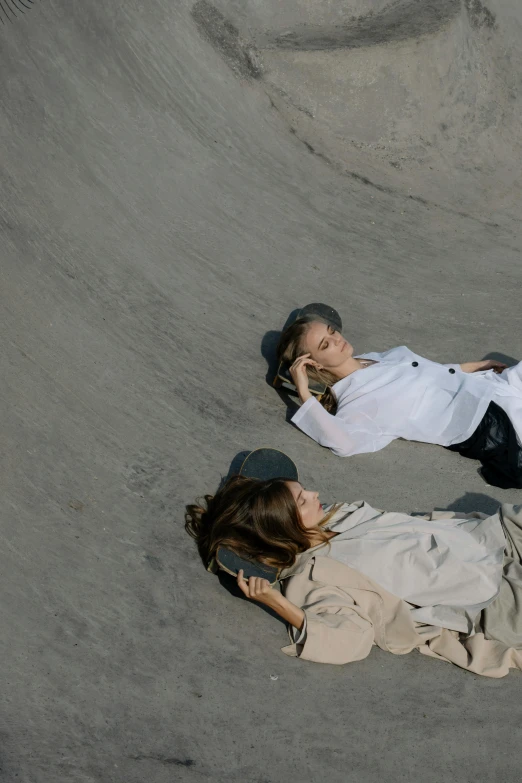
[279,546,324,581]
[279,548,384,594]
[279,500,383,581]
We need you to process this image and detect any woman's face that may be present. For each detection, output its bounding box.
[301,321,353,371]
[286,481,325,530]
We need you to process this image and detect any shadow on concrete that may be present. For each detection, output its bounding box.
[482,351,519,367]
[223,450,251,481]
[217,570,286,626]
[261,326,300,421]
[260,305,301,385]
[434,491,501,516]
[261,329,281,387]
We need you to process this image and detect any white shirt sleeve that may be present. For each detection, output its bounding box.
[291,616,307,645]
[499,361,522,393]
[291,397,392,457]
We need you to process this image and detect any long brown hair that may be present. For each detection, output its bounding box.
[185,475,334,570]
[277,316,339,413]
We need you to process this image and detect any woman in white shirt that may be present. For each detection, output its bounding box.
[185,473,522,677]
[277,316,522,489]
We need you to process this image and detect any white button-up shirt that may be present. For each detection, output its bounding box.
[292,500,506,643]
[291,345,522,457]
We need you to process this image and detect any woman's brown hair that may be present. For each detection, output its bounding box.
[277,317,339,414]
[185,475,335,570]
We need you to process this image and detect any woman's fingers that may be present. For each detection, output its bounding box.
[290,355,321,372]
[289,355,323,400]
[237,569,250,597]
[248,577,270,596]
[254,580,272,602]
[482,359,508,373]
[236,571,272,601]
[248,579,260,597]
[290,356,308,370]
[295,356,320,366]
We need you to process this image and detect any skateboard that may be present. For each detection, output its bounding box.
[273,302,342,397]
[210,448,299,585]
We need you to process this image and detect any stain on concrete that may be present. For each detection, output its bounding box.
[192,0,262,78]
[125,451,168,495]
[465,0,496,29]
[131,754,196,766]
[144,554,164,572]
[257,0,461,51]
[286,118,500,226]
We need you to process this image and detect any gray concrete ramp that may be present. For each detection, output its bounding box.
[1,1,521,781]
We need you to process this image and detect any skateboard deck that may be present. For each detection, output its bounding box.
[238,447,298,483]
[274,303,342,397]
[212,448,299,585]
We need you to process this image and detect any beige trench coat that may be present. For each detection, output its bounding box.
[280,507,522,678]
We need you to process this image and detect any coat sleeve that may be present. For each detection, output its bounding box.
[291,397,391,457]
[281,583,375,665]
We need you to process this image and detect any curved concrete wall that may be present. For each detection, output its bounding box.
[1,1,521,780]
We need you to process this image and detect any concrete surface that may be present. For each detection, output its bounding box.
[1,1,522,781]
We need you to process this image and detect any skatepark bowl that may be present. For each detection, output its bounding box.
[2,1,522,781]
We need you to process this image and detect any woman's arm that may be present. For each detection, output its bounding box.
[288,353,318,404]
[458,360,507,373]
[237,571,305,630]
[237,571,375,665]
[283,581,375,665]
[291,397,392,457]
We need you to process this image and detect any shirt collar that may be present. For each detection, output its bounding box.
[331,355,382,390]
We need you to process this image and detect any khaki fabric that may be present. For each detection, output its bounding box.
[280,510,522,677]
[481,503,522,648]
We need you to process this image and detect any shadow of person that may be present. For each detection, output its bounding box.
[260,307,301,385]
[434,491,501,516]
[221,450,251,483]
[261,329,281,387]
[482,351,518,367]
[261,328,301,421]
[217,571,286,626]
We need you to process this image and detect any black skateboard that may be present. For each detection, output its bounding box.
[273,302,342,397]
[210,448,299,585]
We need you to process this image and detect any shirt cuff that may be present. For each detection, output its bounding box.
[291,616,307,645]
[291,396,318,426]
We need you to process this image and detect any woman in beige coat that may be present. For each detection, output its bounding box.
[186,475,522,678]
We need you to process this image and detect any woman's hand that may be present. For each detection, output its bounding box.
[237,570,305,631]
[289,354,321,403]
[460,360,507,374]
[237,570,280,607]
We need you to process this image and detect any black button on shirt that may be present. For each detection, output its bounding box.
[412,361,419,367]
[449,368,456,374]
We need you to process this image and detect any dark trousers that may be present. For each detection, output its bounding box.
[447,402,522,489]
